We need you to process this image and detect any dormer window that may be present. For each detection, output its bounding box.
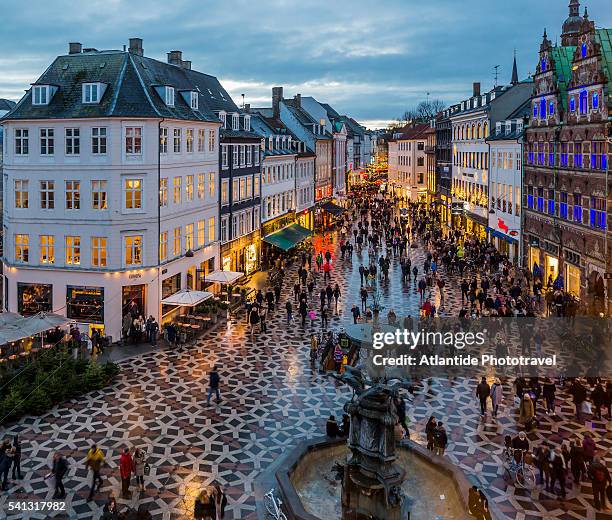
[165,86,175,106]
[268,136,273,150]
[219,111,227,128]
[190,91,198,110]
[244,115,251,131]
[32,85,50,105]
[83,83,103,104]
[232,113,239,131]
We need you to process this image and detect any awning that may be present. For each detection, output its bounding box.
[263,223,312,251]
[486,227,518,244]
[0,312,72,345]
[205,270,244,284]
[320,201,345,216]
[161,289,214,307]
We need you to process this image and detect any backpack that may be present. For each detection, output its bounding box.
[594,467,607,483]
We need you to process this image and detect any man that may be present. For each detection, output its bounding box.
[119,447,133,499]
[85,444,105,501]
[433,422,448,455]
[351,305,361,324]
[589,456,611,510]
[274,285,281,305]
[360,287,368,312]
[47,451,68,499]
[476,377,491,416]
[149,317,159,346]
[207,366,221,404]
[437,278,446,308]
[285,300,293,324]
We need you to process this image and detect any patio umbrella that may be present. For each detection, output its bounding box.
[205,270,244,284]
[160,289,213,307]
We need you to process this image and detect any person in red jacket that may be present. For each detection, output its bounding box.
[119,447,134,498]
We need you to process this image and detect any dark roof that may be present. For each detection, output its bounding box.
[0,99,16,111]
[392,123,431,141]
[1,50,240,123]
[595,29,612,95]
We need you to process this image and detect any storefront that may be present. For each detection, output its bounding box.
[162,273,181,299]
[221,232,260,275]
[544,255,559,284]
[440,195,451,227]
[296,207,314,231]
[17,282,52,316]
[122,284,146,320]
[563,249,581,298]
[66,286,104,326]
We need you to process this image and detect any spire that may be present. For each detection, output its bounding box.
[583,6,589,19]
[569,0,580,17]
[511,49,519,85]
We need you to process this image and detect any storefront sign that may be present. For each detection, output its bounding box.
[129,273,142,279]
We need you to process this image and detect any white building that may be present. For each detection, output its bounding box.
[0,39,222,340]
[387,123,429,201]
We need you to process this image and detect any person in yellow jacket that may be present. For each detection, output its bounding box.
[85,444,105,501]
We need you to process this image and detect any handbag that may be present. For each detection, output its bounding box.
[144,462,151,475]
[581,401,592,414]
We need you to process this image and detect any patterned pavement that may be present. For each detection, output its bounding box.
[0,220,610,520]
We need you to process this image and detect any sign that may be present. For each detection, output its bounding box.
[509,230,518,237]
[451,202,464,215]
[129,273,142,279]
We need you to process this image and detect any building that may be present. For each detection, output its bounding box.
[451,79,533,238]
[435,107,455,226]
[425,123,436,205]
[523,1,610,314]
[0,39,221,340]
[0,99,16,306]
[387,123,429,201]
[320,103,349,199]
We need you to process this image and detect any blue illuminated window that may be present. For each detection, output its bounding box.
[582,43,587,58]
[549,101,555,115]
[533,104,538,118]
[537,187,544,212]
[570,97,575,112]
[541,58,547,71]
[560,192,568,219]
[540,98,546,118]
[593,92,599,109]
[580,90,588,114]
[527,194,534,209]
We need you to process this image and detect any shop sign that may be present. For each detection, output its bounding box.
[129,273,142,279]
[451,202,465,215]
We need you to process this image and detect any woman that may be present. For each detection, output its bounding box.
[425,416,437,451]
[490,378,503,418]
[326,415,339,437]
[519,393,535,429]
[133,447,146,492]
[194,488,214,520]
[212,483,228,520]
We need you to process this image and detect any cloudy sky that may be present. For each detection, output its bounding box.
[0,0,609,128]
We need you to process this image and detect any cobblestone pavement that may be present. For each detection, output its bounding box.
[0,224,609,520]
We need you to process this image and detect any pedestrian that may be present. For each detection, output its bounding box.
[47,451,68,499]
[333,284,341,313]
[149,316,159,346]
[194,487,215,520]
[351,304,361,324]
[299,299,308,327]
[133,447,146,492]
[259,308,267,333]
[589,456,611,510]
[433,421,448,455]
[285,300,293,324]
[326,415,339,437]
[102,497,119,519]
[519,393,536,429]
[212,482,228,519]
[321,305,329,330]
[308,308,316,328]
[542,377,556,414]
[549,449,567,499]
[476,377,491,416]
[490,378,503,417]
[119,447,133,499]
[310,335,318,367]
[582,432,596,465]
[0,439,11,491]
[207,365,221,405]
[360,287,368,312]
[85,444,105,501]
[569,439,585,486]
[11,435,21,480]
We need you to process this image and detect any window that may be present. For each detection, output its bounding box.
[125,127,142,154]
[239,177,246,200]
[40,235,55,264]
[246,146,252,166]
[198,128,205,152]
[125,179,142,209]
[221,217,228,242]
[40,128,54,155]
[40,181,54,209]
[65,128,80,155]
[208,217,215,243]
[547,189,555,215]
[165,86,175,106]
[219,111,227,128]
[221,146,229,168]
[221,180,229,205]
[15,129,29,155]
[65,181,80,209]
[15,180,29,209]
[173,177,181,204]
[208,129,215,152]
[190,91,198,110]
[92,127,107,154]
[537,187,544,212]
[417,157,424,167]
[197,174,205,199]
[83,83,100,103]
[32,85,49,105]
[232,113,239,130]
[159,232,168,261]
[160,178,168,207]
[582,42,587,58]
[159,127,168,153]
[15,234,29,262]
[541,58,547,72]
[592,92,599,110]
[239,146,245,166]
[197,220,205,246]
[573,193,583,223]
[579,90,588,114]
[232,178,239,201]
[185,223,194,250]
[254,145,260,166]
[173,227,181,255]
[254,176,260,197]
[560,192,568,219]
[173,128,182,153]
[569,96,576,112]
[186,175,194,201]
[125,236,143,266]
[246,176,252,198]
[186,128,194,152]
[540,98,546,119]
[549,101,555,116]
[244,115,251,131]
[91,180,108,210]
[208,172,215,198]
[232,146,238,167]
[590,197,606,230]
[65,236,81,265]
[91,237,107,267]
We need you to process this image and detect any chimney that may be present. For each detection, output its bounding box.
[128,38,143,56]
[181,60,191,70]
[272,86,283,119]
[473,82,481,97]
[69,42,82,54]
[244,103,251,113]
[167,50,183,66]
[294,93,301,108]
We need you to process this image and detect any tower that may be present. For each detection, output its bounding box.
[511,49,519,85]
[561,0,586,46]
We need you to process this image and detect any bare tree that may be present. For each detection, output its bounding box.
[398,99,446,123]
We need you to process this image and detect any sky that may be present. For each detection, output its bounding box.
[0,0,610,129]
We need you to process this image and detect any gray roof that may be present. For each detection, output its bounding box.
[1,50,240,123]
[0,99,16,112]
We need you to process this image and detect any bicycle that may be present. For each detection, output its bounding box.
[264,488,288,520]
[503,447,536,489]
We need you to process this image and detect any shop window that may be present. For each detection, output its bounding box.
[66,286,104,323]
[18,283,52,316]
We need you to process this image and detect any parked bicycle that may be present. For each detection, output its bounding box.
[264,488,288,520]
[503,447,536,489]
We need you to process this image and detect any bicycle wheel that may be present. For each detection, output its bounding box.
[264,493,277,517]
[520,467,536,490]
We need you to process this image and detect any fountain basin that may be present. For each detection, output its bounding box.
[275,437,474,520]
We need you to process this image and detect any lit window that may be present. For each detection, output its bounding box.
[208,216,215,243]
[125,179,142,209]
[159,127,168,153]
[40,128,54,155]
[549,101,555,115]
[65,128,80,155]
[581,42,587,58]
[208,129,215,152]
[91,237,107,267]
[92,180,108,209]
[65,180,80,210]
[186,175,194,201]
[197,174,205,199]
[221,180,229,205]
[159,232,168,261]
[40,181,55,209]
[92,127,107,154]
[173,128,181,153]
[185,223,194,250]
[32,86,49,105]
[15,129,29,155]
[592,92,599,109]
[124,235,143,266]
[40,235,55,264]
[541,58,546,72]
[173,227,181,255]
[14,180,29,209]
[254,176,260,197]
[165,86,175,106]
[159,178,168,206]
[569,96,576,112]
[125,127,142,154]
[186,128,194,152]
[15,234,29,262]
[173,177,181,204]
[83,83,100,103]
[65,236,81,265]
[208,172,215,198]
[197,128,205,152]
[197,220,205,246]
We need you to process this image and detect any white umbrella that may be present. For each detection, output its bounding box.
[160,289,213,307]
[205,270,244,284]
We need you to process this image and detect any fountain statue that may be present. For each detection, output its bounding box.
[333,366,412,519]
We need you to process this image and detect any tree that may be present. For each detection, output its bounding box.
[398,99,446,124]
